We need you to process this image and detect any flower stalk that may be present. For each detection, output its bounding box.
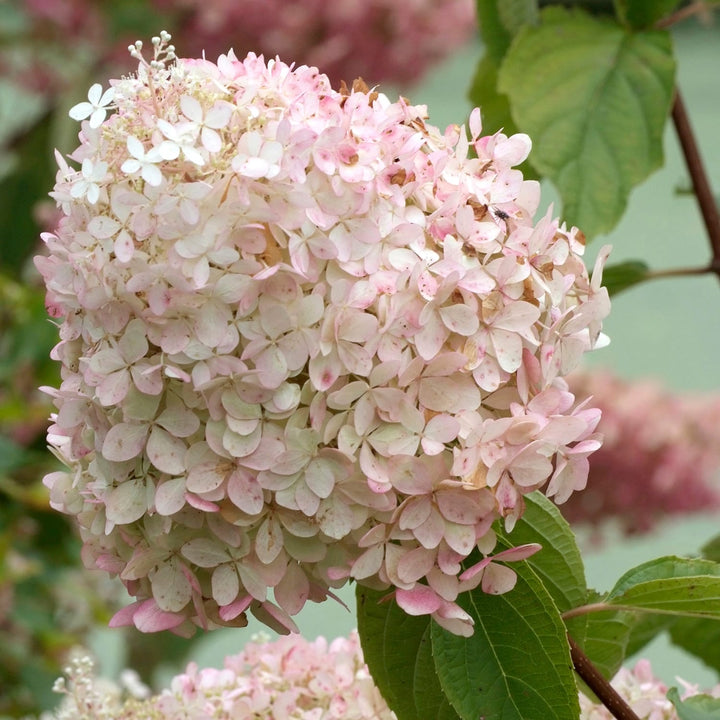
[569,635,642,720]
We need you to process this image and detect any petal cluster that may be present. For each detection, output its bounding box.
[37,36,609,637]
[579,660,720,720]
[50,633,397,719]
[47,644,720,720]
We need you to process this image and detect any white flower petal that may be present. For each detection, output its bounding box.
[68,101,92,121]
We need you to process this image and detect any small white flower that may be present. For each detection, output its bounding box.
[157,118,205,166]
[70,158,108,205]
[68,83,115,129]
[120,136,165,186]
[180,95,234,153]
[232,131,283,179]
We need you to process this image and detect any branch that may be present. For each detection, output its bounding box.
[568,635,642,720]
[643,263,715,280]
[562,602,611,620]
[671,91,720,270]
[563,602,716,622]
[657,1,716,29]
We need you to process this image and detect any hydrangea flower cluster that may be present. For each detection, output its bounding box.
[158,632,396,719]
[48,633,396,720]
[578,660,720,720]
[36,34,610,637]
[150,0,474,86]
[45,643,720,720]
[563,370,720,537]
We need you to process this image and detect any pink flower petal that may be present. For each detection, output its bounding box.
[274,561,310,615]
[102,422,149,462]
[151,560,193,612]
[218,594,252,622]
[397,546,436,584]
[181,537,230,568]
[105,477,147,525]
[133,599,186,632]
[212,563,240,607]
[395,584,442,616]
[481,563,517,595]
[227,468,265,515]
[146,426,187,475]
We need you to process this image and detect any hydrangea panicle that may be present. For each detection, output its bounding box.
[45,642,720,720]
[48,633,397,719]
[37,33,610,637]
[578,659,720,720]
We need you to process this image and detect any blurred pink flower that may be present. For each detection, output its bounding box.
[159,632,396,719]
[6,0,473,100]
[152,0,475,87]
[563,370,720,537]
[48,643,720,720]
[37,35,609,637]
[579,659,720,720]
[52,632,395,719]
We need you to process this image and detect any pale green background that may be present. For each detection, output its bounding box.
[91,21,720,693]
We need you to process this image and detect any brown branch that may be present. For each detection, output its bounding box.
[568,635,642,720]
[644,263,714,280]
[671,91,720,271]
[657,1,716,29]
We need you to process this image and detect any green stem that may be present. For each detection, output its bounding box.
[563,602,716,621]
[562,602,612,620]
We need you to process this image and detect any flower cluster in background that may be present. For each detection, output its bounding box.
[45,637,720,720]
[36,35,609,638]
[2,0,473,100]
[578,660,720,720]
[563,370,720,537]
[49,633,397,720]
[150,0,475,87]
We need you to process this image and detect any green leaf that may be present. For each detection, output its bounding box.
[468,54,539,180]
[606,556,720,618]
[414,625,462,720]
[668,687,720,720]
[356,585,459,720]
[0,110,54,272]
[613,0,682,29]
[624,611,675,657]
[702,534,720,563]
[497,492,586,611]
[498,0,540,35]
[668,617,720,675]
[469,53,520,137]
[566,590,637,680]
[610,557,720,595]
[497,493,634,679]
[431,559,579,720]
[0,435,26,476]
[601,260,650,295]
[498,6,676,238]
[475,0,514,62]
[538,0,616,14]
